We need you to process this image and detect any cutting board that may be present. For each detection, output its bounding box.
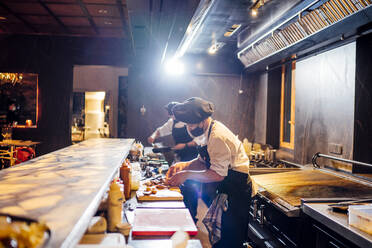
[129,239,202,248]
[136,201,186,208]
[132,208,197,236]
[136,181,183,201]
[252,169,372,207]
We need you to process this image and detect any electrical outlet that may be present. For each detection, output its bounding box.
[329,143,343,155]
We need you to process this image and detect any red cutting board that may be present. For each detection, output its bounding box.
[132,208,198,236]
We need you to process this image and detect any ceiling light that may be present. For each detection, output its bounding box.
[250,0,267,17]
[208,42,225,55]
[104,21,112,25]
[98,9,108,14]
[186,24,192,35]
[208,46,217,55]
[251,9,258,17]
[0,73,23,85]
[165,58,185,76]
[224,24,242,37]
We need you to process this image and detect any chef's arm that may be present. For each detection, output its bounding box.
[183,158,207,170]
[183,169,225,183]
[192,169,225,182]
[147,130,160,144]
[173,140,198,150]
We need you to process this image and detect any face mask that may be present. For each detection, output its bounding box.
[190,124,204,137]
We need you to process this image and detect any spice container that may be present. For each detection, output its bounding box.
[107,181,123,232]
[120,161,131,199]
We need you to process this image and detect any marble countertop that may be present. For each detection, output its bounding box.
[0,138,134,248]
[302,202,372,247]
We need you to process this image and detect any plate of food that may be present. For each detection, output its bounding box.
[0,214,50,248]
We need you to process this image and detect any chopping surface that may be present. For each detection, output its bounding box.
[136,181,183,201]
[132,208,197,236]
[252,169,372,207]
[0,138,134,248]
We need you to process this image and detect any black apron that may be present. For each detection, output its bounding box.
[172,120,199,222]
[172,120,198,162]
[198,121,252,248]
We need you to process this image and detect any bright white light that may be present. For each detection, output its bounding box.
[208,46,217,55]
[251,9,258,17]
[165,59,185,75]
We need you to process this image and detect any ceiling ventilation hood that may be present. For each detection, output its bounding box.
[237,0,372,71]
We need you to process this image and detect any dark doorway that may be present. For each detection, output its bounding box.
[118,76,128,138]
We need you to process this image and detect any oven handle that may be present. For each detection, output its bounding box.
[312,152,372,169]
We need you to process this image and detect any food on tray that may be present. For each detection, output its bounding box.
[156,184,166,189]
[144,178,166,187]
[151,189,157,194]
[0,216,48,248]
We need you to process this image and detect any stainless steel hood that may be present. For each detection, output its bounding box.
[237,0,372,71]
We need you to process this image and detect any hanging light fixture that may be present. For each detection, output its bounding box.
[250,0,267,17]
[0,73,23,85]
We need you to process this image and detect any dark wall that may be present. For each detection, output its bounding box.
[126,68,255,145]
[247,42,357,165]
[0,35,130,155]
[354,32,372,168]
[294,42,356,164]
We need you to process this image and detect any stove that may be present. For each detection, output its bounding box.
[247,164,372,248]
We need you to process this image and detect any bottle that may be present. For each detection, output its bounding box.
[107,181,123,232]
[120,161,131,199]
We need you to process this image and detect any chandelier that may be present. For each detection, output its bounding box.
[0,73,23,85]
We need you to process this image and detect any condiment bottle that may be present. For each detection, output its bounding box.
[120,161,131,199]
[108,181,123,232]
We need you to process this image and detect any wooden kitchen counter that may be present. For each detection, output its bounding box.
[0,138,134,248]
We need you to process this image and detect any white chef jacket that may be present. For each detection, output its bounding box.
[193,120,250,177]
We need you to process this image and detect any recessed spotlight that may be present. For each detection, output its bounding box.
[208,42,225,55]
[224,24,241,37]
[251,9,258,17]
[208,46,217,55]
[98,9,108,14]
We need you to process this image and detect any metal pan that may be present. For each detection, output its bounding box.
[152,147,172,153]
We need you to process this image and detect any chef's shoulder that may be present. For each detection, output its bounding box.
[210,121,236,141]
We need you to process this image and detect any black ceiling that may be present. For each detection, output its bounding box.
[0,0,321,68]
[0,0,129,37]
[126,0,200,63]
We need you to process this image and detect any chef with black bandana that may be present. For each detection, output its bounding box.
[147,101,200,221]
[147,101,198,161]
[166,97,252,248]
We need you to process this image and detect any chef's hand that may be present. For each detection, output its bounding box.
[165,162,188,182]
[173,143,186,150]
[147,136,155,144]
[168,171,189,186]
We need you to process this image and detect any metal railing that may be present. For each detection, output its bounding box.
[312,152,372,169]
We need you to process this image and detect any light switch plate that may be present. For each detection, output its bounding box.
[329,143,343,155]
